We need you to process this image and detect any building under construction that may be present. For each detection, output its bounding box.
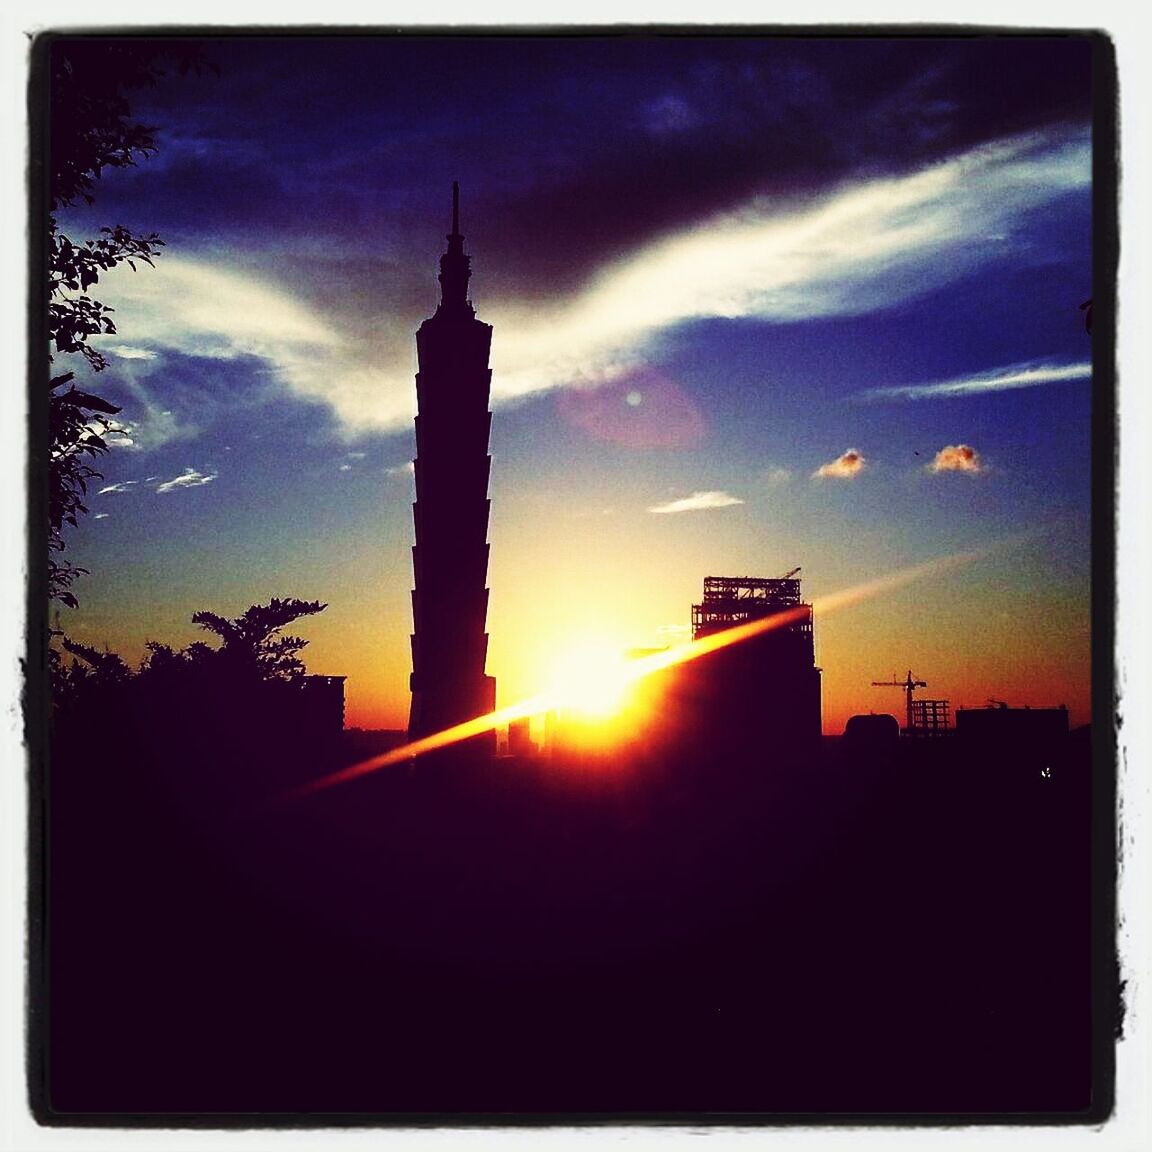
[673,574,823,761]
[870,670,951,736]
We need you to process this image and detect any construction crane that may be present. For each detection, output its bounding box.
[872,670,927,733]
[780,567,801,580]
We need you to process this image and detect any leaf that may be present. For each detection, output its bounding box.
[60,390,121,414]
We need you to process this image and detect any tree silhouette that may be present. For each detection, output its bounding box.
[58,636,133,685]
[190,598,328,683]
[51,598,329,723]
[45,39,215,606]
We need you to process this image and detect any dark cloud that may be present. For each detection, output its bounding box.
[480,37,1094,295]
[75,34,1093,305]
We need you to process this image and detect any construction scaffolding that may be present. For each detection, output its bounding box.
[909,698,951,735]
[692,576,811,640]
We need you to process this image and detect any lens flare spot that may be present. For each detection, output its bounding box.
[625,390,643,407]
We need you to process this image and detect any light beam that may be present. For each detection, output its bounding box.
[286,542,1000,802]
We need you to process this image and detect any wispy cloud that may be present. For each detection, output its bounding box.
[97,480,139,495]
[90,352,201,453]
[93,128,1088,436]
[487,129,1090,402]
[155,467,218,494]
[814,449,866,480]
[858,359,1092,402]
[648,490,744,514]
[113,406,198,453]
[93,257,399,433]
[928,444,984,474]
[764,467,793,486]
[93,513,110,520]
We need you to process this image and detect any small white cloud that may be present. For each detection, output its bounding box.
[93,513,109,520]
[814,449,866,480]
[928,444,984,474]
[155,467,218,494]
[106,345,157,361]
[339,451,369,472]
[386,461,416,478]
[648,490,744,514]
[859,359,1091,402]
[97,480,139,495]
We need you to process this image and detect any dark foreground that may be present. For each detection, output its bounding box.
[40,723,1099,1121]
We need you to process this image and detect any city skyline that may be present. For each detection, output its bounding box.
[51,34,1096,734]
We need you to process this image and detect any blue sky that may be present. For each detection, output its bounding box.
[51,33,1096,730]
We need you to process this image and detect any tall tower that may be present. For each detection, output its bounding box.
[408,183,497,744]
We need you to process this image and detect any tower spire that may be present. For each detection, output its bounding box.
[437,181,472,314]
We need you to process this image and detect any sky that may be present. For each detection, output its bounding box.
[49,32,1098,733]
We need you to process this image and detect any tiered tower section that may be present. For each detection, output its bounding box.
[407,184,496,742]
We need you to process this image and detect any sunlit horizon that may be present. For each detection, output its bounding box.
[53,34,1093,758]
[285,540,1026,802]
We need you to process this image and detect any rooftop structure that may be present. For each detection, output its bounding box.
[692,574,809,639]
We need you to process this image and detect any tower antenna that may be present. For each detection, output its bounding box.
[452,181,460,235]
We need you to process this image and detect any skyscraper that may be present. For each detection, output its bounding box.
[407,184,497,745]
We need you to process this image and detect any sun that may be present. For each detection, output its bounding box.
[545,639,636,719]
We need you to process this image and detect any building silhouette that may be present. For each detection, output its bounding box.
[407,184,497,744]
[955,703,1069,762]
[908,697,951,736]
[674,575,823,760]
[506,716,535,758]
[843,712,900,753]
